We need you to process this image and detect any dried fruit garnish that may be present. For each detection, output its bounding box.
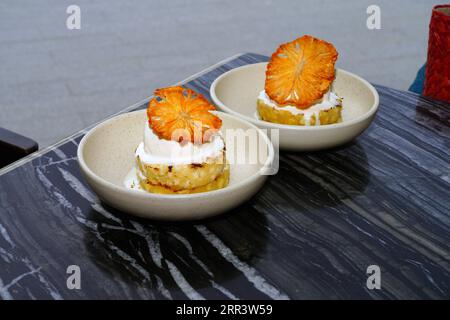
[147,86,222,143]
[265,35,338,109]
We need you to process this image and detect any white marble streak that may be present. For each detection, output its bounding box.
[170,232,213,277]
[210,281,238,300]
[95,222,224,300]
[57,167,122,224]
[0,267,41,300]
[108,242,151,281]
[53,148,67,159]
[405,259,445,296]
[36,167,93,299]
[38,155,77,170]
[78,217,154,286]
[195,225,290,300]
[0,187,63,300]
[22,258,63,300]
[0,247,14,263]
[290,145,423,274]
[75,217,168,299]
[166,260,205,300]
[36,168,81,215]
[342,198,450,269]
[345,216,388,247]
[0,222,14,248]
[154,274,172,300]
[44,163,159,299]
[131,221,163,269]
[368,127,449,179]
[39,167,138,299]
[0,277,13,300]
[169,232,239,299]
[100,224,144,235]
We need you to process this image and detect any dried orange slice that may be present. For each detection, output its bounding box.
[147,86,222,143]
[265,35,338,109]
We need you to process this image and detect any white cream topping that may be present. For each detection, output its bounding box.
[135,123,224,165]
[258,90,342,126]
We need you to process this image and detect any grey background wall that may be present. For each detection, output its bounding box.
[0,0,434,147]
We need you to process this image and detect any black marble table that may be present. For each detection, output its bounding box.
[0,53,449,300]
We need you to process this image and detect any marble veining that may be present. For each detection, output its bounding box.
[0,53,449,299]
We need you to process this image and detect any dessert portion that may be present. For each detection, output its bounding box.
[130,86,229,194]
[257,35,343,126]
[257,90,342,126]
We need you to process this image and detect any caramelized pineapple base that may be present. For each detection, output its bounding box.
[139,164,230,194]
[257,99,342,126]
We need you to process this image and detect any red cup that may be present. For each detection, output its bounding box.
[424,4,450,103]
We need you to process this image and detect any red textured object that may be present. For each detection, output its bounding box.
[424,4,450,103]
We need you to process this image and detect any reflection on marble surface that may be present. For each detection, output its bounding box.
[0,54,449,299]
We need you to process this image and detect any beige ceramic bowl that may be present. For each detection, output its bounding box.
[77,110,274,220]
[210,62,379,151]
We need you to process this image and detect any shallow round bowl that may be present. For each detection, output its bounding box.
[210,62,379,151]
[77,110,274,220]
